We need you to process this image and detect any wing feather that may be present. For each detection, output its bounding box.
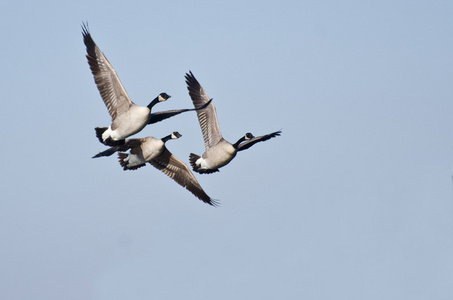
[185,71,222,149]
[91,138,143,158]
[82,24,133,121]
[237,130,282,152]
[147,99,213,124]
[149,148,217,206]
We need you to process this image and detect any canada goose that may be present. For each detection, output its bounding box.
[82,23,210,146]
[185,71,281,174]
[93,132,217,206]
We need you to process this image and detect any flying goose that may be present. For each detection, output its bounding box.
[185,71,281,174]
[93,131,217,206]
[82,24,210,146]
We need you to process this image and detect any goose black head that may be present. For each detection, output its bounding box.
[158,93,171,102]
[162,131,182,143]
[171,131,182,139]
[244,133,255,140]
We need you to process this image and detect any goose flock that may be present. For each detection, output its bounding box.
[82,23,281,206]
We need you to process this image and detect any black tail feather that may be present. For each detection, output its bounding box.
[189,153,200,170]
[95,127,107,144]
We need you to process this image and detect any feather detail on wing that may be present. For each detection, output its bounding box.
[82,23,133,121]
[185,71,222,150]
[149,148,218,206]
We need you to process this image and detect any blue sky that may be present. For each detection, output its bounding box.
[1,0,453,299]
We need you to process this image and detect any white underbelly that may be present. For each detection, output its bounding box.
[107,106,150,140]
[126,153,146,167]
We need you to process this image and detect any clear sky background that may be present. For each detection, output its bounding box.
[1,0,453,299]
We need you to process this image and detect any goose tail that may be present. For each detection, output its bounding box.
[95,127,125,146]
[95,127,108,144]
[189,153,200,171]
[118,153,145,170]
[189,153,219,174]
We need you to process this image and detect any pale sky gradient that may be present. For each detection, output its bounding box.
[1,0,453,299]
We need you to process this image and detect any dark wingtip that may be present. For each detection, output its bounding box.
[81,21,90,36]
[273,129,282,137]
[92,145,121,158]
[208,198,221,207]
[184,70,198,86]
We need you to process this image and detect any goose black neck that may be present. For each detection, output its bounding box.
[147,97,159,110]
[233,136,247,149]
[161,134,173,143]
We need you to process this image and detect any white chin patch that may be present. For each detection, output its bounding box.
[158,95,167,102]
